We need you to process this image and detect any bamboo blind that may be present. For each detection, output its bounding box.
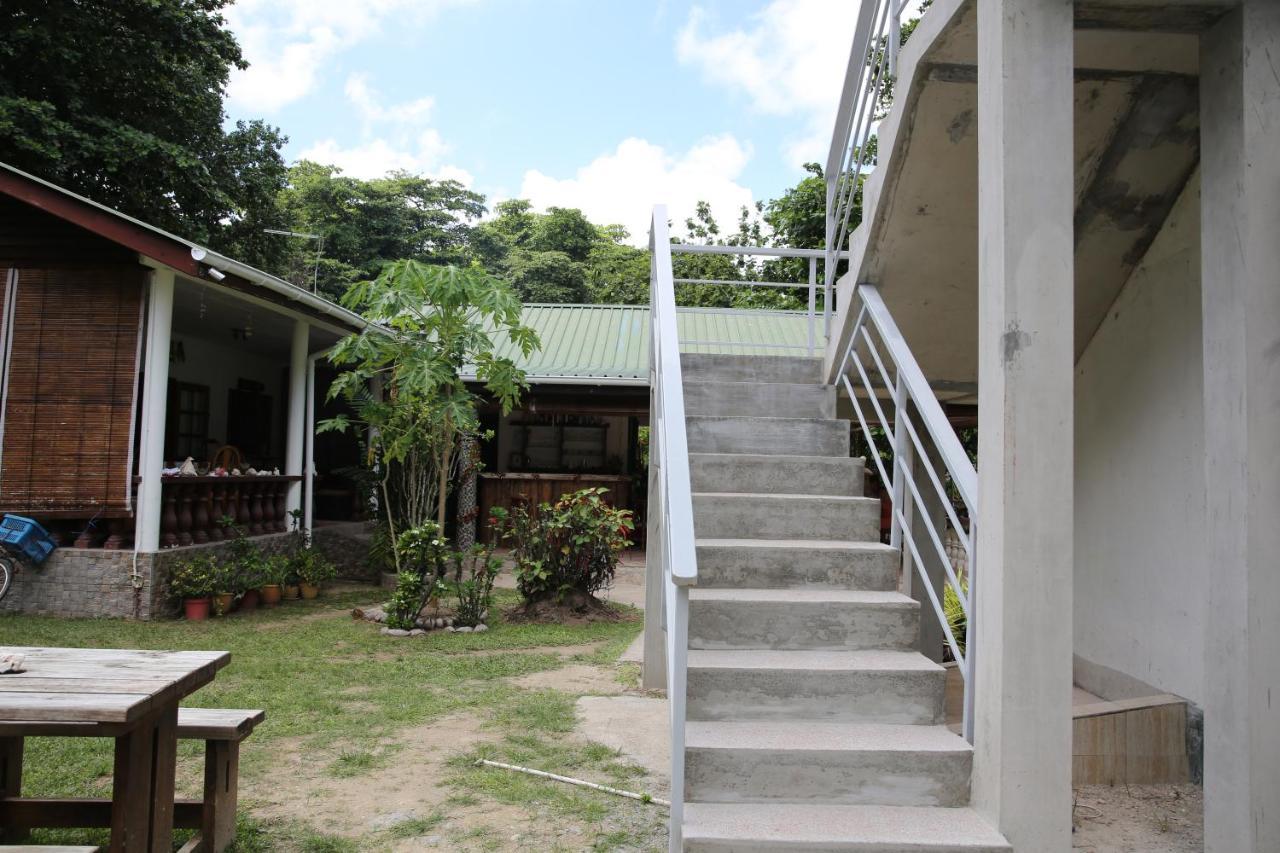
[0,268,144,513]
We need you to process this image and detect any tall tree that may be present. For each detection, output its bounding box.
[0,0,290,268]
[273,162,486,301]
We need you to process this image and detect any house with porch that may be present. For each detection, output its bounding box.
[0,163,366,619]
[643,1,1277,851]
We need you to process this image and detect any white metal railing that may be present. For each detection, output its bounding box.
[648,205,698,852]
[825,0,916,283]
[838,282,978,742]
[671,243,841,355]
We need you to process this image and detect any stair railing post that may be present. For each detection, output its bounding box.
[806,256,817,356]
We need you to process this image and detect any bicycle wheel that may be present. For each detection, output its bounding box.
[0,555,11,602]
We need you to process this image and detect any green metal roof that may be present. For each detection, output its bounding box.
[483,304,815,384]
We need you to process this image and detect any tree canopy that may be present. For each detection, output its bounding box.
[0,0,290,268]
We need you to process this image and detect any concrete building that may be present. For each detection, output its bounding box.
[645,1,1278,850]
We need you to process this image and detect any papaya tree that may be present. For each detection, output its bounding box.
[319,261,539,566]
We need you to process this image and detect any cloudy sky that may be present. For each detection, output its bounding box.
[222,0,864,243]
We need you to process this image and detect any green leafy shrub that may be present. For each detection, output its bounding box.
[261,553,291,586]
[294,548,337,586]
[492,487,633,606]
[168,555,219,600]
[382,522,452,629]
[451,543,499,627]
[220,515,262,592]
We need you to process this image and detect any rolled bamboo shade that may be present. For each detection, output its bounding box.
[0,267,145,514]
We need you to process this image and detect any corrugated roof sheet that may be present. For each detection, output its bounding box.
[483,304,814,383]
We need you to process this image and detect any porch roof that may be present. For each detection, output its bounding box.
[0,161,367,336]
[478,304,815,386]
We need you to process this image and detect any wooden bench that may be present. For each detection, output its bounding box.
[0,708,263,853]
[0,847,100,852]
[176,708,264,853]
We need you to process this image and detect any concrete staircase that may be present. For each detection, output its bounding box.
[678,353,1009,853]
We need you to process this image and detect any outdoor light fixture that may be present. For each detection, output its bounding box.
[205,267,226,282]
[190,246,227,281]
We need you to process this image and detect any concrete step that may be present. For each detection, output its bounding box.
[690,453,864,497]
[693,493,880,541]
[695,539,898,590]
[681,353,822,384]
[686,649,945,724]
[686,416,850,457]
[688,589,919,651]
[683,380,836,419]
[684,721,973,806]
[683,803,1011,852]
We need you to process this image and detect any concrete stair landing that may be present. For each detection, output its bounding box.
[678,353,1008,852]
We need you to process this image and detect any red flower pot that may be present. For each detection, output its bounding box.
[183,597,211,621]
[239,589,261,612]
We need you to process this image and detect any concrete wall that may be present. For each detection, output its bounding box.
[1073,171,1206,707]
[0,532,301,620]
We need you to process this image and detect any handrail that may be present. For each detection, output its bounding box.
[648,205,697,852]
[825,0,916,282]
[837,282,978,743]
[670,243,848,356]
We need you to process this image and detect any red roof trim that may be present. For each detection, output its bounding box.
[0,170,202,275]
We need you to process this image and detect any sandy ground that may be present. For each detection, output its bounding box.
[1073,785,1203,851]
[234,629,669,852]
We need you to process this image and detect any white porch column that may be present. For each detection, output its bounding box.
[285,318,309,523]
[134,269,175,553]
[1199,5,1280,850]
[971,0,1074,848]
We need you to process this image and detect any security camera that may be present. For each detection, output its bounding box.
[205,267,226,282]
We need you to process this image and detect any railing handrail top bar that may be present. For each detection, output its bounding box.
[673,277,825,289]
[856,282,977,509]
[825,0,882,183]
[671,243,848,260]
[650,204,699,585]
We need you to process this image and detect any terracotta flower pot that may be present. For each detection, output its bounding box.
[261,584,282,607]
[282,583,300,600]
[239,589,261,611]
[299,582,319,600]
[183,597,211,621]
[213,593,234,616]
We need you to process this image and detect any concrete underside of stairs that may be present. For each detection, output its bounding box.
[676,353,1008,852]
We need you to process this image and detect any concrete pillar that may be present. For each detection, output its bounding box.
[284,319,309,522]
[1199,6,1280,850]
[971,0,1074,848]
[134,269,175,553]
[455,435,478,549]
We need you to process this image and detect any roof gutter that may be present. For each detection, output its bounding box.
[461,373,649,388]
[197,248,370,332]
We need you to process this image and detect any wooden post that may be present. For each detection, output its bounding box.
[0,736,23,842]
[202,740,240,853]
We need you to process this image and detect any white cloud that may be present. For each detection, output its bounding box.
[297,75,471,182]
[223,0,476,112]
[676,0,861,165]
[519,136,756,247]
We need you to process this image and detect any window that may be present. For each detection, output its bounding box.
[167,381,210,463]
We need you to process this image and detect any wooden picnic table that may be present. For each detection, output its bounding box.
[0,646,230,852]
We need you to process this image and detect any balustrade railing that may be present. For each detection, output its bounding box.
[158,475,300,547]
[648,205,698,853]
[837,283,978,742]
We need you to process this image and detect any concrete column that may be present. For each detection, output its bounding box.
[1199,6,1280,850]
[284,319,309,522]
[134,269,175,553]
[971,0,1074,848]
[455,435,478,549]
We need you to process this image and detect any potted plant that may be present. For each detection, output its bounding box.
[296,548,336,599]
[212,559,236,616]
[260,554,287,607]
[238,556,264,611]
[169,555,218,621]
[281,550,301,599]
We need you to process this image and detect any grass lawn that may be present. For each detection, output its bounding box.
[0,586,666,852]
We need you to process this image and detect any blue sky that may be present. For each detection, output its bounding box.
[223,0,860,243]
